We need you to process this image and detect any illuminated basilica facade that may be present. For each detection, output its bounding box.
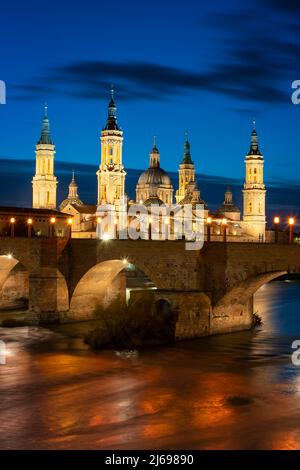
[32,90,266,241]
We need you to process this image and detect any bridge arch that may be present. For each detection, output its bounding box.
[211,270,288,334]
[0,255,29,310]
[213,270,288,312]
[69,259,157,320]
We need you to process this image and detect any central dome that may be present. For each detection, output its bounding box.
[137,167,172,186]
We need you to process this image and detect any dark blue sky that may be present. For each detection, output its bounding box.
[1,0,300,187]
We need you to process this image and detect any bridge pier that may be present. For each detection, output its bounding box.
[211,296,253,335]
[28,239,69,323]
[29,268,69,322]
[154,290,212,340]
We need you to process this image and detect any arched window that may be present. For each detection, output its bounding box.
[248,201,252,213]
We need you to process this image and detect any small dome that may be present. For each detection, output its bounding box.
[60,197,83,211]
[137,167,172,186]
[143,196,164,207]
[217,203,241,215]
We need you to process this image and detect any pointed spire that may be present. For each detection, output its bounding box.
[224,187,233,205]
[182,131,193,164]
[104,86,120,131]
[152,135,159,154]
[68,170,78,198]
[149,135,160,168]
[38,104,53,145]
[247,120,262,156]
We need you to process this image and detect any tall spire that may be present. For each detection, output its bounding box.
[38,104,53,145]
[247,121,262,156]
[68,170,79,198]
[104,85,120,131]
[182,131,193,164]
[149,135,160,168]
[224,186,233,205]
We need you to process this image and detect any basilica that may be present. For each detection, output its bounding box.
[31,90,266,242]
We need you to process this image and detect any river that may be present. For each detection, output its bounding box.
[1,280,300,450]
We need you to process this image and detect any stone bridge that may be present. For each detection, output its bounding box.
[0,237,299,339]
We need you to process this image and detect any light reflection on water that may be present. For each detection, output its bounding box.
[1,280,300,449]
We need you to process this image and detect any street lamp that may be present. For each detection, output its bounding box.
[207,216,212,242]
[67,218,73,238]
[148,216,152,240]
[289,217,295,244]
[102,232,110,241]
[27,218,33,238]
[222,218,227,243]
[50,217,56,238]
[273,216,280,243]
[10,217,15,237]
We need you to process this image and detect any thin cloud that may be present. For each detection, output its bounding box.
[11,3,300,105]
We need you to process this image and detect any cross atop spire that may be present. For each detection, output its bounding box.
[151,134,159,154]
[182,131,193,164]
[104,86,120,131]
[247,121,262,156]
[149,135,160,167]
[38,103,53,145]
[68,170,78,198]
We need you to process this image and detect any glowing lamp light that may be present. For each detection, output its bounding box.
[222,218,227,225]
[139,200,143,205]
[207,217,212,224]
[274,216,280,224]
[122,258,128,265]
[97,217,102,224]
[10,217,15,224]
[27,218,33,225]
[6,254,13,260]
[289,217,295,226]
[165,218,170,224]
[50,217,56,224]
[102,233,110,241]
[67,218,73,225]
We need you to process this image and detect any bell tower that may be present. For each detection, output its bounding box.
[32,105,57,209]
[96,88,126,209]
[242,122,266,240]
[176,132,195,203]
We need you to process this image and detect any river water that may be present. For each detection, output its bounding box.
[1,280,300,450]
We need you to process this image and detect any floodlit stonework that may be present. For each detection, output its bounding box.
[54,90,266,242]
[32,106,58,210]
